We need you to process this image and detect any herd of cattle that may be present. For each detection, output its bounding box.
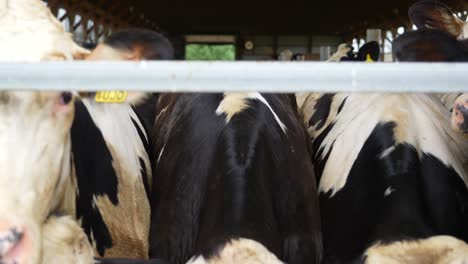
[1,0,468,263]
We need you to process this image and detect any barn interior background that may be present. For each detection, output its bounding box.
[43,0,468,61]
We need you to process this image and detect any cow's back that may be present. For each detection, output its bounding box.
[301,93,468,263]
[149,93,322,264]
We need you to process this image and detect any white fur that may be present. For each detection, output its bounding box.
[247,93,287,134]
[327,44,352,62]
[186,238,283,264]
[216,93,287,134]
[384,187,395,197]
[0,92,75,263]
[42,215,94,264]
[435,93,462,110]
[0,0,87,262]
[313,94,468,195]
[157,145,165,165]
[0,0,89,61]
[365,235,468,264]
[81,99,151,185]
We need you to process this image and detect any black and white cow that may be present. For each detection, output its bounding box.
[297,92,468,263]
[71,93,153,259]
[328,41,380,62]
[148,93,322,264]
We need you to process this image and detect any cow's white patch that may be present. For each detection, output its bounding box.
[327,44,352,62]
[248,92,287,134]
[364,235,468,264]
[311,94,468,196]
[463,22,468,40]
[379,146,396,159]
[384,187,395,197]
[186,255,206,264]
[186,238,283,264]
[42,215,94,264]
[157,145,165,165]
[216,93,287,134]
[435,93,462,110]
[0,0,89,62]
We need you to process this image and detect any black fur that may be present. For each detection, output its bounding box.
[149,94,322,264]
[394,30,468,62]
[309,94,335,130]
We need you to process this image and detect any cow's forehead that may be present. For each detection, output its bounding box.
[0,92,60,110]
[0,0,89,62]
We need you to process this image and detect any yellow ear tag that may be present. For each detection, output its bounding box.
[95,91,128,103]
[366,53,375,62]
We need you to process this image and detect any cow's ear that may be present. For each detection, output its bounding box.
[357,41,380,62]
[409,0,465,38]
[77,91,151,105]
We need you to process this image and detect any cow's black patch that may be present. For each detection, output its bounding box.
[318,121,468,263]
[337,97,347,115]
[71,101,118,256]
[309,94,335,130]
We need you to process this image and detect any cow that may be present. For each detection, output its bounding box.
[71,93,153,259]
[0,0,94,263]
[296,92,468,263]
[78,28,174,261]
[148,93,322,264]
[409,0,468,40]
[0,91,96,264]
[394,29,468,136]
[0,0,156,262]
[328,41,380,62]
[397,0,468,137]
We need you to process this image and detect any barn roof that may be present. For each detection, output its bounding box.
[54,0,467,37]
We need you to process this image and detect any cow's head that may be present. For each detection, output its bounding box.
[0,91,76,264]
[0,0,90,263]
[409,0,467,39]
[393,30,468,62]
[0,0,90,61]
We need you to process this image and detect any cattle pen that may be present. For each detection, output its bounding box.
[3,0,468,264]
[1,61,467,93]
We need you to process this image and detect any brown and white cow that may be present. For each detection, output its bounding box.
[0,0,153,262]
[409,0,468,40]
[0,0,92,263]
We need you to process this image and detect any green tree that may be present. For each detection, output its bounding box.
[185,44,235,61]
